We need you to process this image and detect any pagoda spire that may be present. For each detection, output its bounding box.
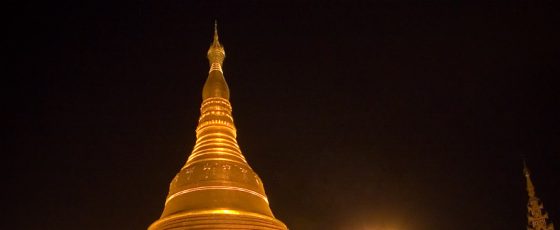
[202,21,229,100]
[524,162,555,230]
[149,23,287,230]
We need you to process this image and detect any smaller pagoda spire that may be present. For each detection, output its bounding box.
[524,162,555,230]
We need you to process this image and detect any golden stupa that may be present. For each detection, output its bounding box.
[148,23,288,230]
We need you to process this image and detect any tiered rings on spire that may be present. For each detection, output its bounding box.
[207,21,225,73]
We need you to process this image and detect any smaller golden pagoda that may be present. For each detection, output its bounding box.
[524,162,555,230]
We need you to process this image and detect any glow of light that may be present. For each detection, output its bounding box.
[210,209,241,215]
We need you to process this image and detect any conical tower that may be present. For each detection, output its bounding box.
[149,23,287,230]
[524,162,554,230]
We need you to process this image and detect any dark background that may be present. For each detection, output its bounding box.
[9,1,559,229]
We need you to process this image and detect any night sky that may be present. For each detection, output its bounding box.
[9,1,559,230]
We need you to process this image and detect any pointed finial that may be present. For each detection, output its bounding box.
[214,20,218,41]
[523,160,529,177]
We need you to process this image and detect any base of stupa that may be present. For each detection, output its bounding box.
[149,210,288,230]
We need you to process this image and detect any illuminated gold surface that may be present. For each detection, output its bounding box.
[524,163,554,230]
[149,23,287,230]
